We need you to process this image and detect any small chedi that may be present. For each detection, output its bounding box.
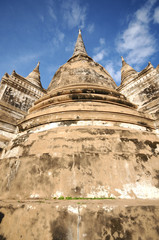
[0,62,46,152]
[0,30,159,240]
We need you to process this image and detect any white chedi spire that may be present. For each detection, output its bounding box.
[72,29,88,57]
[26,62,42,88]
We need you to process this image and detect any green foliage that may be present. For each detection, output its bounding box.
[65,196,72,200]
[58,196,65,200]
[56,196,115,200]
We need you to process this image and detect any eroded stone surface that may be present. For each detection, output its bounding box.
[0,124,159,200]
[0,64,45,150]
[0,200,159,240]
[118,61,159,129]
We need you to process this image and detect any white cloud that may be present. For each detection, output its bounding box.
[93,50,106,62]
[52,30,65,47]
[99,38,105,45]
[135,0,156,23]
[65,41,75,52]
[62,0,87,29]
[48,0,57,21]
[39,14,44,23]
[48,5,57,21]
[154,7,159,23]
[116,0,157,66]
[93,38,107,62]
[87,24,94,33]
[126,45,155,65]
[105,62,121,84]
[57,31,65,42]
[0,51,41,78]
[15,53,39,64]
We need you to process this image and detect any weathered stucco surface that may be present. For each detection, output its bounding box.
[0,123,159,199]
[0,63,45,151]
[118,60,159,129]
[0,200,159,240]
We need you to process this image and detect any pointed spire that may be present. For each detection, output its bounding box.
[26,62,42,88]
[121,56,127,67]
[12,70,16,76]
[4,72,9,78]
[121,57,137,84]
[3,72,9,78]
[146,61,154,70]
[34,61,40,72]
[72,29,88,57]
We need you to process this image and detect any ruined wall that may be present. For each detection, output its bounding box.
[0,71,45,113]
[0,71,45,149]
[0,122,159,200]
[118,64,159,128]
[0,200,159,240]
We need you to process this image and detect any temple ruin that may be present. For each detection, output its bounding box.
[0,30,158,240]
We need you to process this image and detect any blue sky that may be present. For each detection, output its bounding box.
[0,0,159,89]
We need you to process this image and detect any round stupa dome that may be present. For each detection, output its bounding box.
[48,30,117,91]
[47,54,117,91]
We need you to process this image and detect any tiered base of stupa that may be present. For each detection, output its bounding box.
[0,118,159,239]
[0,86,158,239]
[0,122,159,199]
[0,199,159,240]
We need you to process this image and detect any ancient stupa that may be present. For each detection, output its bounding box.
[0,30,159,240]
